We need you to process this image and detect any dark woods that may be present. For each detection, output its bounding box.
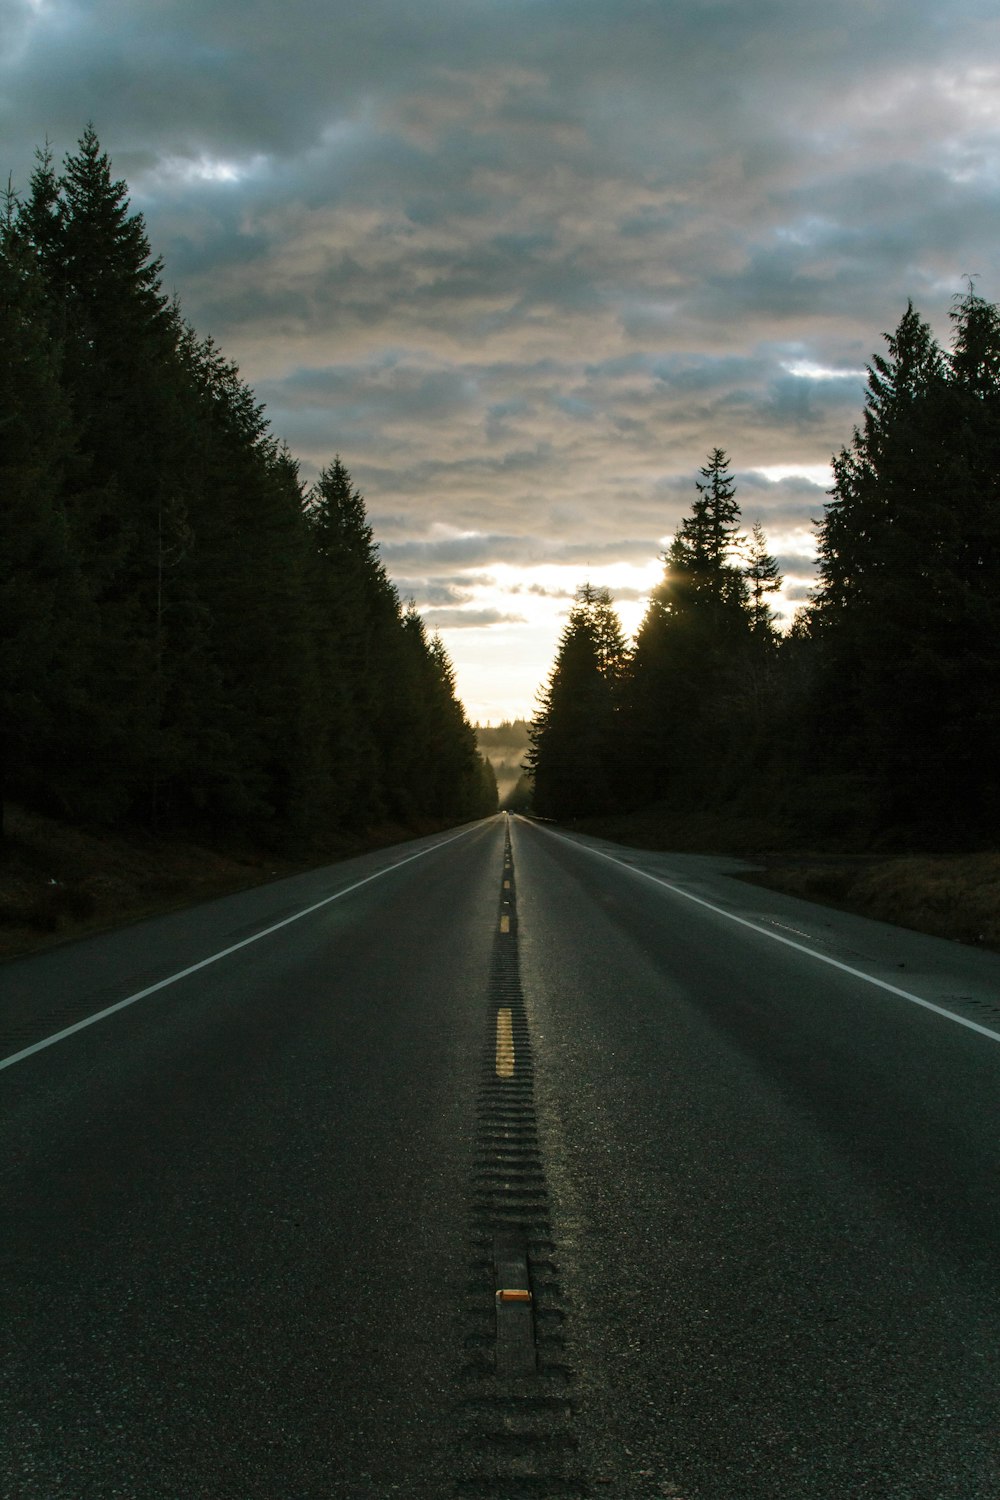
[1,128,496,846]
[530,293,1000,850]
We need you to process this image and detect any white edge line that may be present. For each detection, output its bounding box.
[0,822,485,1073]
[536,824,1000,1047]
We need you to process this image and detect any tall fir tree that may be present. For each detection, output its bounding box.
[306,456,410,824]
[3,126,503,847]
[180,336,320,836]
[623,449,751,805]
[738,520,783,735]
[745,521,782,639]
[0,184,90,834]
[17,126,204,820]
[528,584,626,819]
[812,292,1000,839]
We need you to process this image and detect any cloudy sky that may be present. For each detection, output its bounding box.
[4,0,999,721]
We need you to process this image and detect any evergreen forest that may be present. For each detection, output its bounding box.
[1,128,497,849]
[529,293,1000,850]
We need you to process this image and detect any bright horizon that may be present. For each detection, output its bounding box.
[422,469,827,723]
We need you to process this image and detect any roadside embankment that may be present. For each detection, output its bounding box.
[0,803,454,961]
[562,804,1000,952]
[736,851,1000,950]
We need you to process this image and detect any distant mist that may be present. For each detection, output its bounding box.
[475,720,531,804]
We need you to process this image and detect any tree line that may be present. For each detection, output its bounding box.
[529,290,1000,849]
[1,127,496,845]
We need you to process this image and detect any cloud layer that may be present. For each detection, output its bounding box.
[5,0,999,717]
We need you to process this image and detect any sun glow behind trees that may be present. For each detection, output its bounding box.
[415,507,819,724]
[528,297,1000,847]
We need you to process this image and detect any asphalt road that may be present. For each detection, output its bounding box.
[2,813,999,1498]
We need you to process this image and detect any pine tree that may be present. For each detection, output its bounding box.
[694,448,742,565]
[477,753,500,816]
[815,303,946,627]
[745,521,782,638]
[181,338,322,837]
[306,456,408,824]
[734,519,784,752]
[5,127,494,847]
[574,581,630,680]
[811,292,1000,839]
[420,631,490,819]
[932,287,1000,835]
[15,126,207,821]
[810,301,948,813]
[623,450,751,805]
[528,584,626,819]
[18,145,65,314]
[0,183,90,833]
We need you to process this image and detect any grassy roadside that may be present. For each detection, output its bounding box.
[740,851,1000,950]
[563,803,1000,952]
[0,803,454,963]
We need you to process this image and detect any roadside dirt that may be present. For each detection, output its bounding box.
[0,803,437,962]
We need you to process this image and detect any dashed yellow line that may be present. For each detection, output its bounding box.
[500,913,510,933]
[495,1008,515,1077]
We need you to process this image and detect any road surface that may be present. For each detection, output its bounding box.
[2,813,998,1497]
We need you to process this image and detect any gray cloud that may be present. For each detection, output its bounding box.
[382,533,660,571]
[509,583,576,600]
[392,577,484,607]
[3,0,997,709]
[774,554,819,575]
[422,607,527,630]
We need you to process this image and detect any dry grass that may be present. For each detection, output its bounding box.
[568,804,1000,952]
[0,803,291,960]
[761,852,1000,950]
[0,803,467,962]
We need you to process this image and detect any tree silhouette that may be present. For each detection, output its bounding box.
[2,128,494,843]
[528,584,626,818]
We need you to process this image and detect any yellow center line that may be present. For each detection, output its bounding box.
[496,1007,515,1077]
[499,913,510,933]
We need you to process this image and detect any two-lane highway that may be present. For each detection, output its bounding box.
[2,813,999,1497]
